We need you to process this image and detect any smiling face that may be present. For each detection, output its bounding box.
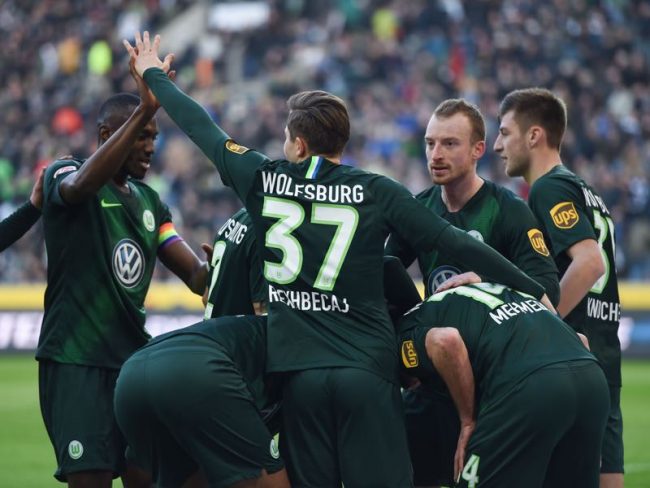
[123,118,158,180]
[424,112,485,186]
[493,110,530,178]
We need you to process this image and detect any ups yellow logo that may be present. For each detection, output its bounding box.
[225,140,249,154]
[550,201,579,229]
[401,340,419,368]
[527,228,550,256]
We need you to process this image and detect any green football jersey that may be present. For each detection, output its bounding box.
[529,164,621,385]
[398,283,596,404]
[204,208,266,318]
[144,67,548,383]
[386,180,559,303]
[38,158,176,369]
[142,315,269,410]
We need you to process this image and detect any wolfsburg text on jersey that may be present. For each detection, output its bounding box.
[268,284,350,313]
[489,299,547,325]
[262,172,364,204]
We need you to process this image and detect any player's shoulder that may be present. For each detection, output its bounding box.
[46,157,84,179]
[532,165,581,192]
[488,181,529,210]
[414,184,439,202]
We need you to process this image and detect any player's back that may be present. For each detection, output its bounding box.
[247,156,443,382]
[400,283,595,402]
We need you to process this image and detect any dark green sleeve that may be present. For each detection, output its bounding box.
[375,176,545,300]
[529,176,596,256]
[434,224,545,299]
[499,197,560,306]
[143,68,268,200]
[0,201,41,252]
[384,231,417,269]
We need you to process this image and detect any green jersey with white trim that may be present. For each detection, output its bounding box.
[529,165,621,386]
[204,208,266,318]
[38,158,175,369]
[398,283,596,404]
[386,180,560,303]
[144,67,548,383]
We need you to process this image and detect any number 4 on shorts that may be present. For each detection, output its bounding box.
[461,454,480,487]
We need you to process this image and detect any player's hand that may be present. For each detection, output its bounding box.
[30,166,46,210]
[201,243,214,264]
[123,31,174,78]
[435,271,481,293]
[454,420,476,484]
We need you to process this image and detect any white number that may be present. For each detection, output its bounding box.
[263,197,304,284]
[311,204,359,291]
[591,210,615,294]
[204,241,227,319]
[427,285,504,310]
[262,198,358,290]
[461,453,480,488]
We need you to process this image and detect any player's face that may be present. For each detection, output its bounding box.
[283,126,300,163]
[494,111,530,178]
[124,118,158,180]
[424,113,484,185]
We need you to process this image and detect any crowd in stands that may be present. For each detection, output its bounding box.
[1,0,649,282]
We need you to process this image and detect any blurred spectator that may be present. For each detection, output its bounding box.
[0,0,648,281]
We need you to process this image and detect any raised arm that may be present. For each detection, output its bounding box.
[58,58,160,204]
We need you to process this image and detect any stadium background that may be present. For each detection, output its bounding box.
[0,0,648,486]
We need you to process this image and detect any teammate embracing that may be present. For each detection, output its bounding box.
[125,31,552,487]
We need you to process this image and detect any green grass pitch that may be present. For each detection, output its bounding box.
[1,354,649,487]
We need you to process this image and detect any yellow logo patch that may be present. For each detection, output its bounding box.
[401,340,419,368]
[527,228,550,256]
[225,139,249,155]
[550,201,579,229]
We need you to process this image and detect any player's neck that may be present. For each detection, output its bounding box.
[111,175,131,194]
[526,148,563,185]
[441,174,484,212]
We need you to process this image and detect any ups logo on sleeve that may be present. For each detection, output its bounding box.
[401,340,419,368]
[225,140,250,154]
[527,228,550,256]
[550,202,579,229]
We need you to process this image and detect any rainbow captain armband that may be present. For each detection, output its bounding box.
[158,222,182,250]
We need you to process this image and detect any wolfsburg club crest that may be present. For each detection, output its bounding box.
[112,239,145,288]
[427,265,460,295]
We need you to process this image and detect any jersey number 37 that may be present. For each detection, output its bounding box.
[262,196,358,291]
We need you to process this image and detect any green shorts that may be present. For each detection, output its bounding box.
[458,360,609,488]
[601,385,624,473]
[38,360,125,482]
[114,337,283,488]
[281,367,413,488]
[402,387,458,486]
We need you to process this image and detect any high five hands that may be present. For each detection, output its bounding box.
[123,31,174,79]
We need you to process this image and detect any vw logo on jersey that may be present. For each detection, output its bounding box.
[467,229,484,242]
[112,239,145,288]
[427,265,461,295]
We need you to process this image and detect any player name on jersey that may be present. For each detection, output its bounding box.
[262,172,364,204]
[582,185,610,214]
[587,297,620,322]
[489,299,547,325]
[268,284,350,313]
[217,217,249,244]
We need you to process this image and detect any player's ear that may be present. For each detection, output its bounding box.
[472,140,486,160]
[528,126,543,149]
[295,136,309,158]
[98,125,113,145]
